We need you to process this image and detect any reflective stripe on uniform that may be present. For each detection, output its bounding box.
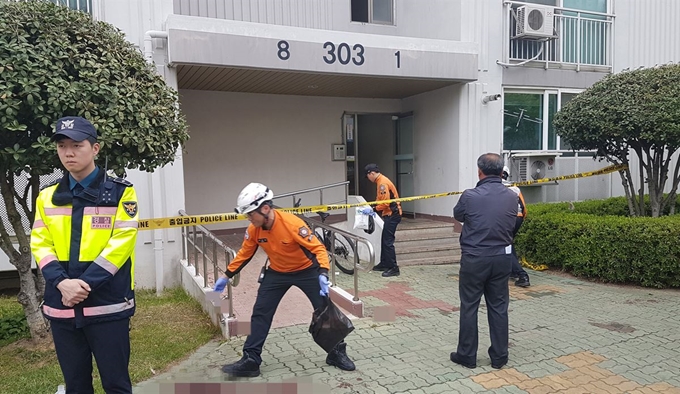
[44,207,72,216]
[94,255,119,275]
[43,305,75,318]
[38,254,57,269]
[83,299,135,316]
[84,207,118,215]
[114,220,138,229]
[33,220,45,229]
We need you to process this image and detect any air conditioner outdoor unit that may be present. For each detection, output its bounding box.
[515,5,555,39]
[510,155,558,184]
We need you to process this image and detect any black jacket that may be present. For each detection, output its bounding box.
[454,176,517,257]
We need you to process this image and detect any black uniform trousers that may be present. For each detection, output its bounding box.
[51,317,132,394]
[456,253,512,366]
[510,217,527,277]
[380,214,401,268]
[243,267,328,365]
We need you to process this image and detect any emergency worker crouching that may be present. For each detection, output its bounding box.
[213,183,356,377]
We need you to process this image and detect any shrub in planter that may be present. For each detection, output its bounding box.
[515,198,680,288]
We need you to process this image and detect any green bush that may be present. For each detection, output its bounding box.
[0,299,29,345]
[516,198,680,288]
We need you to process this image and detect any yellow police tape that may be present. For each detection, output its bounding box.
[520,257,549,271]
[137,164,628,231]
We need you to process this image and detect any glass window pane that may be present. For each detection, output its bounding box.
[351,0,369,23]
[503,93,544,150]
[548,94,558,150]
[558,92,578,150]
[372,0,393,23]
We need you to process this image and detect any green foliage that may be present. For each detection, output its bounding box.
[554,64,680,158]
[516,199,680,288]
[0,0,189,176]
[0,288,219,394]
[0,297,30,345]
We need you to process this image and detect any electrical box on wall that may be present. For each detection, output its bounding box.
[332,144,346,161]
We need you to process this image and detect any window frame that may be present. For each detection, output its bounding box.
[351,0,395,26]
[502,87,587,153]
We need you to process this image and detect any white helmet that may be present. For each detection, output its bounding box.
[235,183,274,215]
[502,166,510,180]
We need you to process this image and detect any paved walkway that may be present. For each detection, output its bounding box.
[136,265,680,394]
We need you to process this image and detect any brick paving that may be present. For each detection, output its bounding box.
[135,264,680,394]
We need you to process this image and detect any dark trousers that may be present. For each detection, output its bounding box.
[243,268,325,365]
[380,214,401,268]
[456,253,512,365]
[510,217,527,277]
[510,246,527,277]
[51,318,132,394]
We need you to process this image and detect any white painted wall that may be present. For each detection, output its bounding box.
[95,0,184,289]
[179,90,401,231]
[173,0,463,41]
[613,0,680,71]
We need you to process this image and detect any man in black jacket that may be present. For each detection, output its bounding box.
[450,153,518,370]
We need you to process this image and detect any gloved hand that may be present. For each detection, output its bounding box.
[360,207,375,216]
[213,277,229,293]
[319,274,330,296]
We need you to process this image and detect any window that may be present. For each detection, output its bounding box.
[503,89,582,151]
[51,0,92,13]
[351,0,394,24]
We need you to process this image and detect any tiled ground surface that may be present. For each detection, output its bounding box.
[136,265,680,393]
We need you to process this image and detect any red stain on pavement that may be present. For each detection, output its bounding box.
[360,281,459,318]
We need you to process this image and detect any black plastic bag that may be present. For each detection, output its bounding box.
[309,296,355,353]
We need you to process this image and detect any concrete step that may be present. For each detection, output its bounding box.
[396,243,459,255]
[398,255,461,267]
[397,247,461,261]
[396,226,456,240]
[395,234,459,248]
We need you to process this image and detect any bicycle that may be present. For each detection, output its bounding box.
[293,198,356,275]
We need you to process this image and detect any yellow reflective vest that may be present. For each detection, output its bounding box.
[30,169,138,327]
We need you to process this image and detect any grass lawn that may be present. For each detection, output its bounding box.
[0,287,220,394]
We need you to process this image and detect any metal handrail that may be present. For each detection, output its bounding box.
[179,209,239,319]
[274,181,350,208]
[302,214,374,302]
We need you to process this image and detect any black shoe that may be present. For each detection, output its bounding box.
[221,354,260,377]
[515,275,530,287]
[491,360,507,369]
[326,343,356,371]
[371,264,389,272]
[450,352,476,369]
[381,267,400,277]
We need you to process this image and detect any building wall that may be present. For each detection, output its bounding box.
[179,89,401,231]
[95,0,183,290]
[172,0,462,41]
[613,0,680,71]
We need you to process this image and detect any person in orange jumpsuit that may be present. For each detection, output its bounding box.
[364,163,402,277]
[213,183,355,377]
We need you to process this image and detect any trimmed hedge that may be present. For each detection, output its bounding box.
[515,198,680,288]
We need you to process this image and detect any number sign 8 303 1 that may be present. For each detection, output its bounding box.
[276,40,366,66]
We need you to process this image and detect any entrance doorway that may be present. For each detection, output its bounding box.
[343,112,414,214]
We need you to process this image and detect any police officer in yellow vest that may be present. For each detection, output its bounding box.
[30,117,138,394]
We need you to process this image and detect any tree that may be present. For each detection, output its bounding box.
[0,0,189,340]
[554,64,680,218]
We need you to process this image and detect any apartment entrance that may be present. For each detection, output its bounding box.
[342,113,414,214]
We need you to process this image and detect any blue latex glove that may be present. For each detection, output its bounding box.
[213,277,229,293]
[319,274,330,296]
[360,207,375,216]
